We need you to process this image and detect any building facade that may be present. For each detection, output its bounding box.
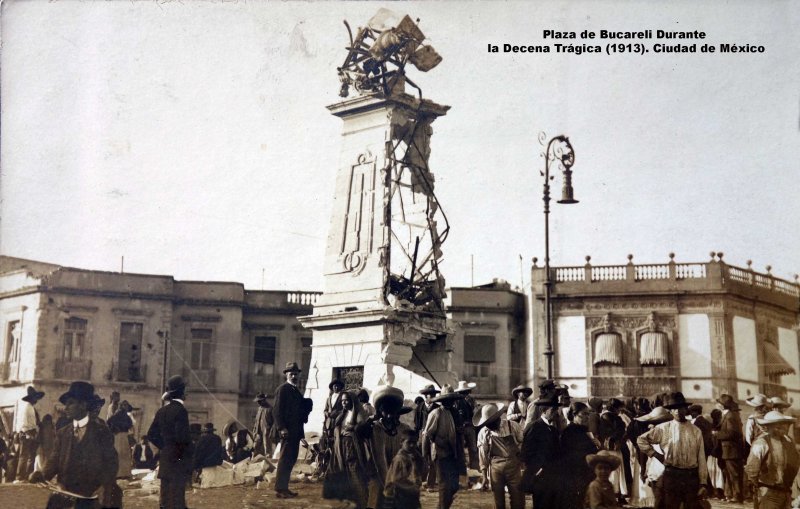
[531,253,800,410]
[0,256,319,436]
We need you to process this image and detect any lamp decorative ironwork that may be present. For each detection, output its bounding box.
[539,132,578,380]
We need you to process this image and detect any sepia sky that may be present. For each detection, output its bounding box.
[2,1,799,292]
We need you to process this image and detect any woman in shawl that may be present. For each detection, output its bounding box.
[324,390,371,508]
[558,402,600,509]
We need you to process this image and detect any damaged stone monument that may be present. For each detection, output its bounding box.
[300,9,456,431]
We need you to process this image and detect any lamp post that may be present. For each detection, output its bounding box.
[540,133,578,380]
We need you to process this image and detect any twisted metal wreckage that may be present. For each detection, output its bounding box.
[337,11,450,320]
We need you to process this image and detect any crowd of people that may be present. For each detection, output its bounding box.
[3,367,800,509]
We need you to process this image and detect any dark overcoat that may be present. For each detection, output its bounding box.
[147,400,193,479]
[716,410,744,460]
[273,382,305,440]
[42,419,118,498]
[520,418,560,504]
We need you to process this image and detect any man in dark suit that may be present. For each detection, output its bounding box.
[715,393,745,503]
[147,375,193,509]
[192,423,223,473]
[133,436,156,470]
[520,392,560,509]
[273,361,308,499]
[30,381,118,509]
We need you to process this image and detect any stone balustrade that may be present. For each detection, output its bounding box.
[536,254,799,308]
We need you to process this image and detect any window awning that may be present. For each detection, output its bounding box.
[763,342,796,376]
[640,332,668,366]
[594,333,622,365]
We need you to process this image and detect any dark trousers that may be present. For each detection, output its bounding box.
[46,493,99,509]
[436,456,460,509]
[16,436,36,481]
[463,426,479,471]
[723,458,743,502]
[662,466,701,509]
[275,437,300,492]
[159,476,187,509]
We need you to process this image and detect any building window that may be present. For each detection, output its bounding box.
[119,322,143,381]
[639,332,668,366]
[463,335,496,363]
[5,321,21,364]
[190,328,213,370]
[465,361,490,378]
[593,333,622,366]
[63,317,87,361]
[334,366,364,392]
[254,336,276,376]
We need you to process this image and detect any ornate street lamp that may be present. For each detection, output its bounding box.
[539,132,578,380]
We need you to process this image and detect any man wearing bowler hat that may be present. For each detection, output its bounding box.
[637,391,708,509]
[520,392,561,509]
[192,423,224,473]
[30,381,118,508]
[15,385,45,482]
[147,375,193,509]
[273,361,308,499]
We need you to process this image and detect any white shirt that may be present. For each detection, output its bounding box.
[638,419,708,484]
[14,400,38,433]
[73,415,89,441]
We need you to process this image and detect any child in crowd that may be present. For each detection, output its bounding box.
[585,450,623,509]
[383,429,424,509]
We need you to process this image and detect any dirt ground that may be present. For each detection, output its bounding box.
[0,481,749,509]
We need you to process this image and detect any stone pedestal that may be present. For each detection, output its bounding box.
[300,93,455,432]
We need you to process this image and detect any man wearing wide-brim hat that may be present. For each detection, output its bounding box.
[147,375,193,509]
[14,385,45,481]
[364,385,413,509]
[715,393,745,503]
[30,381,118,506]
[272,361,310,499]
[454,380,479,472]
[507,385,532,425]
[252,393,274,457]
[520,393,560,507]
[744,410,799,508]
[637,392,709,508]
[475,403,524,509]
[423,384,464,509]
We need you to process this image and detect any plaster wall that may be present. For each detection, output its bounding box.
[779,326,800,392]
[733,316,758,382]
[556,315,587,378]
[678,314,712,377]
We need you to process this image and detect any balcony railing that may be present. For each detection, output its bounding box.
[544,255,799,300]
[55,360,92,380]
[287,292,322,306]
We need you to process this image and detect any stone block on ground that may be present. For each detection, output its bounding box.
[199,465,234,489]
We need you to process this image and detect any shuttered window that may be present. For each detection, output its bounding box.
[640,332,668,366]
[464,335,496,363]
[593,333,622,365]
